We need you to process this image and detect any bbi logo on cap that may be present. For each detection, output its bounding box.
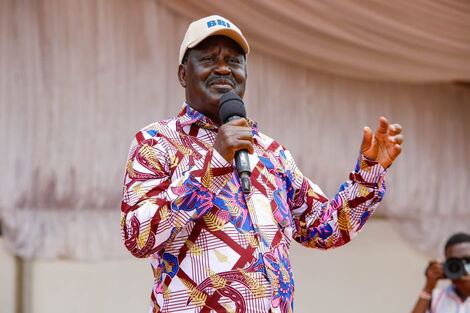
[207,18,231,28]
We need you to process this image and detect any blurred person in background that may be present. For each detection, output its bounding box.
[411,232,470,313]
[120,15,403,313]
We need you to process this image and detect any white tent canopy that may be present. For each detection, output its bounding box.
[1,0,469,260]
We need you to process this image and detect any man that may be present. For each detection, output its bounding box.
[121,15,403,313]
[411,233,470,313]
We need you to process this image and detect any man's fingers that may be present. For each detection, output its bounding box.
[389,123,402,136]
[427,260,445,278]
[390,134,404,145]
[376,116,389,135]
[226,118,249,127]
[426,260,442,272]
[231,139,254,154]
[389,144,402,160]
[238,133,254,144]
[360,126,373,152]
[214,120,254,162]
[224,127,253,142]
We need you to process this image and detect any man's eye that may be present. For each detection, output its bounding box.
[228,57,241,64]
[201,56,215,62]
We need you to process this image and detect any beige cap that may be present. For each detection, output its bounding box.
[179,15,250,64]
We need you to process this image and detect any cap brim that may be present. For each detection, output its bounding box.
[187,28,250,57]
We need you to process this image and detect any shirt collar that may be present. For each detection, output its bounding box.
[448,285,469,303]
[177,102,259,135]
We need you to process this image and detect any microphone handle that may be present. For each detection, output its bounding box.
[226,116,251,194]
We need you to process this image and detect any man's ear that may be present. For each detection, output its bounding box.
[178,64,187,88]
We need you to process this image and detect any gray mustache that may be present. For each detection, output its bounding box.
[206,75,236,87]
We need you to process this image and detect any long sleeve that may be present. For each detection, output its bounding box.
[120,129,232,258]
[279,148,387,249]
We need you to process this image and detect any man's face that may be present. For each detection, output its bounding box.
[446,242,470,295]
[178,35,247,125]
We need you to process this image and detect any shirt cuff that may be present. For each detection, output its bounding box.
[350,155,387,186]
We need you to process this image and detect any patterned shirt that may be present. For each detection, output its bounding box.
[429,285,470,313]
[121,103,387,313]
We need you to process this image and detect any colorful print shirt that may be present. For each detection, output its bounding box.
[121,104,387,313]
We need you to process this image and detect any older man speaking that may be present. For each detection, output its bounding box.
[120,15,403,313]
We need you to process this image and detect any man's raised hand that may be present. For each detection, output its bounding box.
[361,117,403,169]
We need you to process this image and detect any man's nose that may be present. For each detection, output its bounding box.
[214,59,231,75]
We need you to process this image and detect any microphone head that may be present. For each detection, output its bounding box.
[219,92,246,123]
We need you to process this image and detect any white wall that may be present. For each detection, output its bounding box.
[1,220,438,313]
[30,257,153,313]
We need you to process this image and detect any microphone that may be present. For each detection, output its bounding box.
[219,92,251,194]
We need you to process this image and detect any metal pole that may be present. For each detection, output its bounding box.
[15,255,24,313]
[15,255,32,313]
[0,218,31,313]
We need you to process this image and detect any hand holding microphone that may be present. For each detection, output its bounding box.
[213,92,253,193]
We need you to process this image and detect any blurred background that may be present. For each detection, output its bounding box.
[1,1,469,312]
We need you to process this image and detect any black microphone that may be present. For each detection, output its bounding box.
[219,92,251,194]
